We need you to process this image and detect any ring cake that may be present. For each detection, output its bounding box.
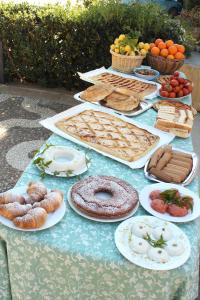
[70,176,139,219]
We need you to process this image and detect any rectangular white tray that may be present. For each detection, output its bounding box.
[144,147,199,186]
[40,103,175,169]
[74,91,153,117]
[78,67,161,100]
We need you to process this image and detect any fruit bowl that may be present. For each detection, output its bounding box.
[111,50,144,74]
[147,53,184,75]
[158,71,193,100]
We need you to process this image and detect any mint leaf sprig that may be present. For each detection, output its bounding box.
[144,233,167,248]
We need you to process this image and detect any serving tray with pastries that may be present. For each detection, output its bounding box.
[40,103,174,169]
[154,101,196,138]
[144,145,199,185]
[74,84,153,117]
[78,67,160,100]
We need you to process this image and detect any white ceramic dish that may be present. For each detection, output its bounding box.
[74,91,153,117]
[115,215,191,270]
[144,147,199,186]
[0,186,66,231]
[67,187,139,223]
[139,183,200,223]
[78,66,161,100]
[34,146,90,177]
[40,103,175,169]
[158,93,191,102]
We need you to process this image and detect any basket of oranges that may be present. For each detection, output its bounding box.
[110,34,150,73]
[147,39,185,75]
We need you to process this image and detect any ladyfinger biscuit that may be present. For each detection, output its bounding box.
[156,152,172,170]
[172,155,192,164]
[163,167,186,182]
[161,168,183,183]
[148,147,165,170]
[169,159,192,170]
[150,168,173,182]
[172,151,192,159]
[166,163,189,174]
[164,145,172,153]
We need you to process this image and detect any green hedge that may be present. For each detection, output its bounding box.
[0,1,191,89]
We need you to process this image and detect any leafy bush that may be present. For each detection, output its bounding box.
[0,1,192,88]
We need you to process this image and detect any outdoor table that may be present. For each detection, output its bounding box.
[0,92,199,300]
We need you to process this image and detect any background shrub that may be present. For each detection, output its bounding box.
[0,1,193,89]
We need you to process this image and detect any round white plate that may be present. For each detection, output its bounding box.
[115,215,191,270]
[139,183,200,223]
[158,93,191,101]
[0,186,66,231]
[67,187,139,223]
[34,146,90,177]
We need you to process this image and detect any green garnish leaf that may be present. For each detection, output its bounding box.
[144,233,167,248]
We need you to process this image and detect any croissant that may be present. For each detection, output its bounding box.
[0,192,25,205]
[0,203,32,220]
[13,207,47,229]
[33,190,63,213]
[27,182,47,203]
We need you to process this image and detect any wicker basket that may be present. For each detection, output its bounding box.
[147,53,184,75]
[110,50,144,74]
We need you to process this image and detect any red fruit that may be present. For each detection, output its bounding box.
[181,196,193,210]
[183,88,189,96]
[179,84,184,89]
[169,92,176,98]
[177,90,184,97]
[166,84,173,92]
[187,85,192,93]
[160,90,169,97]
[173,86,180,93]
[167,204,188,217]
[151,199,168,214]
[149,190,161,200]
[170,79,179,87]
[174,71,180,77]
[178,77,185,84]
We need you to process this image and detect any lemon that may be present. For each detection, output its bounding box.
[110,44,115,51]
[138,42,144,49]
[143,43,150,51]
[115,48,120,54]
[119,34,126,41]
[120,46,125,54]
[140,49,147,56]
[124,45,131,53]
[114,38,119,45]
[130,51,135,56]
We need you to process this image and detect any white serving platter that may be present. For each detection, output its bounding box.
[34,146,91,178]
[139,183,200,223]
[144,147,199,186]
[74,91,153,117]
[67,187,139,223]
[115,215,191,270]
[40,103,175,169]
[0,186,66,231]
[78,66,161,100]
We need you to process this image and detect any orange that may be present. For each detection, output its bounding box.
[150,43,156,49]
[177,44,185,53]
[158,42,166,50]
[160,48,169,57]
[155,39,163,46]
[174,52,185,60]
[165,40,174,48]
[168,45,177,55]
[151,46,160,56]
[167,54,174,59]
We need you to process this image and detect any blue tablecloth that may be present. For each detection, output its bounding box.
[0,93,199,300]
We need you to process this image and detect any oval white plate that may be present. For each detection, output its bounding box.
[34,146,90,177]
[139,183,200,223]
[0,186,66,231]
[67,187,139,223]
[115,215,191,270]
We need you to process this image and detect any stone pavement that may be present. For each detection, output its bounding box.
[0,83,199,192]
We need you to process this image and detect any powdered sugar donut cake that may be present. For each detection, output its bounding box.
[70,176,139,219]
[115,216,191,270]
